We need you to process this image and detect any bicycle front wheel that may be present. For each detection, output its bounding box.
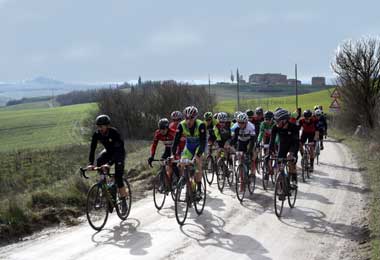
[288,176,298,208]
[175,177,189,225]
[248,173,256,194]
[153,170,166,210]
[86,184,109,231]
[116,177,132,220]
[205,155,215,185]
[216,160,226,192]
[235,165,246,202]
[194,174,207,215]
[274,173,285,218]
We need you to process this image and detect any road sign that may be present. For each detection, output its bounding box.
[330,88,340,99]
[329,98,340,112]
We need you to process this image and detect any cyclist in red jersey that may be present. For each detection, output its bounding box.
[299,110,319,172]
[148,118,179,188]
[169,110,185,156]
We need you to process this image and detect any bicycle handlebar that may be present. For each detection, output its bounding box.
[80,167,89,179]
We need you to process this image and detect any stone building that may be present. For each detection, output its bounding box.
[311,77,326,86]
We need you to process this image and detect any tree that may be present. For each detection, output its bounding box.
[332,37,380,129]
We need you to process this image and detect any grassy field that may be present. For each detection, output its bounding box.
[215,88,334,113]
[0,103,96,152]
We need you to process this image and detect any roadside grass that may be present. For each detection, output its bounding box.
[0,103,96,152]
[215,88,334,113]
[330,128,380,260]
[0,140,156,244]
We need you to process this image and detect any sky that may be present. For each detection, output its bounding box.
[0,0,379,84]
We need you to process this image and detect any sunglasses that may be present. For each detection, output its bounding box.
[185,116,196,120]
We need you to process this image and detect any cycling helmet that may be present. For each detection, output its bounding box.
[314,105,320,111]
[96,114,111,125]
[315,109,322,116]
[245,109,254,117]
[264,111,274,120]
[183,106,198,119]
[274,109,290,122]
[213,113,218,119]
[158,118,170,129]
[234,111,242,119]
[275,107,283,112]
[217,112,228,122]
[170,110,183,121]
[204,111,213,120]
[237,113,248,123]
[255,107,264,115]
[303,109,312,118]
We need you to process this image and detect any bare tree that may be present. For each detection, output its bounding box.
[332,37,380,129]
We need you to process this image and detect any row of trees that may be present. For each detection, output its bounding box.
[91,81,215,139]
[332,37,380,131]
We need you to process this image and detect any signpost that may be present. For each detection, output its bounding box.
[329,87,341,113]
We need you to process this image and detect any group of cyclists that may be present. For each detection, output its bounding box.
[85,103,328,221]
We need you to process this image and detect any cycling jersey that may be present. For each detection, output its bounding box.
[299,117,318,134]
[230,121,256,153]
[169,121,185,154]
[316,115,327,132]
[172,119,206,159]
[250,116,264,136]
[150,128,176,159]
[213,123,232,148]
[270,121,299,159]
[258,121,277,144]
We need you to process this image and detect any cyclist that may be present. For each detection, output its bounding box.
[251,107,264,174]
[315,109,327,150]
[230,113,256,176]
[212,112,234,160]
[299,109,319,172]
[270,109,299,190]
[257,111,277,179]
[172,106,206,199]
[204,111,218,154]
[170,110,185,155]
[87,115,128,215]
[148,118,178,190]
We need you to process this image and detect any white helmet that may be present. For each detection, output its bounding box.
[217,112,228,122]
[183,106,198,119]
[315,109,322,116]
[237,113,248,123]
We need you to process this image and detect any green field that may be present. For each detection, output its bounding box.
[0,103,96,152]
[215,88,334,113]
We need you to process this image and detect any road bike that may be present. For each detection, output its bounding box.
[215,148,234,192]
[235,151,256,202]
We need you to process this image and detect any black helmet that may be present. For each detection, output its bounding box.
[264,111,274,120]
[275,107,283,112]
[255,107,264,115]
[303,110,312,118]
[158,118,170,129]
[245,109,254,117]
[96,114,111,125]
[274,109,290,122]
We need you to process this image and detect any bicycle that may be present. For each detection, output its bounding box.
[204,144,216,185]
[261,149,276,190]
[235,151,256,202]
[273,158,298,218]
[315,139,321,165]
[215,148,234,193]
[152,158,179,210]
[301,143,312,182]
[175,158,207,225]
[80,166,132,231]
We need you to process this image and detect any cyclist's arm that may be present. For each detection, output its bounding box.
[150,131,159,158]
[172,124,183,156]
[230,127,239,146]
[88,132,98,165]
[290,125,300,154]
[269,126,278,153]
[257,122,265,143]
[197,123,207,156]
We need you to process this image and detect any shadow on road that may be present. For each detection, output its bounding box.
[179,210,270,260]
[310,173,370,194]
[319,162,367,172]
[90,218,152,256]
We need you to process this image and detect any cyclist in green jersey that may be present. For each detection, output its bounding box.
[172,106,206,199]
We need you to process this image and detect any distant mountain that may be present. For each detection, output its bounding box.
[24,76,65,85]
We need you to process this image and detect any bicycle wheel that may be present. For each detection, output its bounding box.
[116,177,132,220]
[301,154,307,183]
[226,157,234,187]
[315,142,320,165]
[288,175,298,208]
[86,184,108,231]
[274,173,285,218]
[262,163,269,191]
[235,165,246,202]
[175,177,189,225]
[306,152,311,179]
[153,170,166,210]
[216,159,226,192]
[248,173,256,194]
[170,173,179,202]
[194,174,207,215]
[205,155,215,185]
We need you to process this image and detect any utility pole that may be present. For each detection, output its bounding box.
[295,64,299,109]
[237,68,240,111]
[208,74,211,111]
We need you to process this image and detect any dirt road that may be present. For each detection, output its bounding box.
[0,139,367,260]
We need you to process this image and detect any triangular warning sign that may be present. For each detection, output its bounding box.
[329,98,340,109]
[330,88,340,99]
